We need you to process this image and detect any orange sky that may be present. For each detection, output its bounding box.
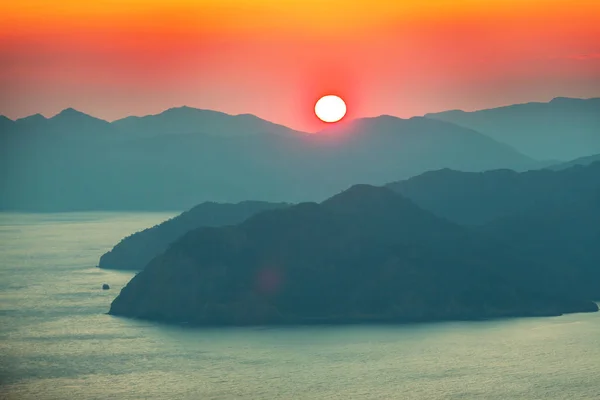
[1,0,599,130]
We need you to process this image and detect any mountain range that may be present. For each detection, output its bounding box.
[109,175,600,326]
[98,160,600,273]
[426,97,600,161]
[101,160,600,327]
[547,153,600,170]
[388,161,600,225]
[0,100,564,212]
[2,97,598,212]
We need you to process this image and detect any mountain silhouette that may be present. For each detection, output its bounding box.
[547,153,600,170]
[50,108,112,131]
[425,97,600,161]
[0,107,538,211]
[108,185,597,326]
[98,201,289,270]
[112,106,305,138]
[313,115,533,175]
[14,113,48,128]
[387,161,600,225]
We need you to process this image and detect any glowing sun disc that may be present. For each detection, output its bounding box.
[315,95,347,123]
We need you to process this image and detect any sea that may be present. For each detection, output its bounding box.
[0,212,599,400]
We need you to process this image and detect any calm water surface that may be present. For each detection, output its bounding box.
[0,212,599,400]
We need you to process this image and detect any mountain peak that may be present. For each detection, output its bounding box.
[549,96,583,103]
[359,114,406,123]
[332,183,393,198]
[59,107,80,114]
[52,108,95,119]
[16,113,47,123]
[163,105,194,113]
[322,184,411,211]
[161,106,226,117]
[49,108,110,128]
[112,105,305,138]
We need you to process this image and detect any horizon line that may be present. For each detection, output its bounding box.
[1,95,598,129]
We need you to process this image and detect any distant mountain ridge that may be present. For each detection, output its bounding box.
[426,97,600,160]
[386,161,600,300]
[547,153,600,170]
[97,160,600,276]
[111,106,306,138]
[0,106,537,211]
[388,161,600,225]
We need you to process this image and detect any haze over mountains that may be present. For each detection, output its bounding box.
[4,95,598,327]
[99,162,600,299]
[1,97,598,212]
[426,97,600,161]
[104,161,600,326]
[388,162,600,225]
[0,103,539,211]
[111,106,305,138]
[548,153,600,170]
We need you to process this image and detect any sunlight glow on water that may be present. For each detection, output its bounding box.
[1,213,599,399]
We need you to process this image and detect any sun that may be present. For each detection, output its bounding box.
[315,95,347,123]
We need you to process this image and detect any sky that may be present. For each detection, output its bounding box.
[1,0,600,131]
